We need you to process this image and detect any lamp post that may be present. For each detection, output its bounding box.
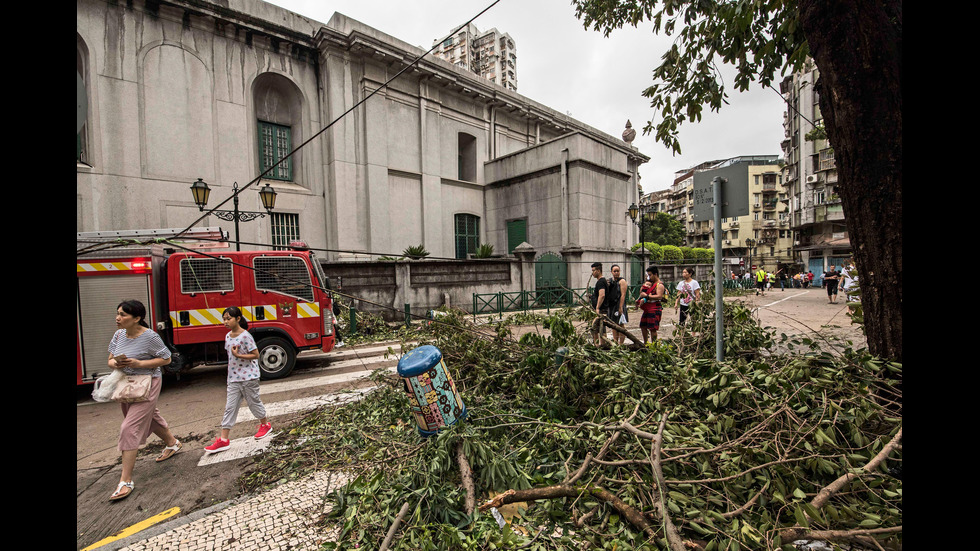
[627,202,651,277]
[745,238,757,277]
[190,178,277,251]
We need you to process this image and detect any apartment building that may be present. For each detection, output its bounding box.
[432,24,518,91]
[638,189,669,214]
[780,58,850,283]
[660,157,792,275]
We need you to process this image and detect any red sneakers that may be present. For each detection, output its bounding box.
[254,423,272,440]
[204,437,230,454]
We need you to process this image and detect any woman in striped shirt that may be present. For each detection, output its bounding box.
[106,299,182,501]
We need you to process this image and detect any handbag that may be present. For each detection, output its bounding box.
[92,370,125,403]
[111,374,152,403]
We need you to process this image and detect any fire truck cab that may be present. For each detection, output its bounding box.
[76,228,336,385]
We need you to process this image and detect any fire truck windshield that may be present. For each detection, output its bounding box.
[310,251,327,292]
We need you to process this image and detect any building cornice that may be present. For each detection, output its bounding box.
[316,12,648,163]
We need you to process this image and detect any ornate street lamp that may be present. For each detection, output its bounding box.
[626,202,650,276]
[190,179,277,251]
[745,238,757,275]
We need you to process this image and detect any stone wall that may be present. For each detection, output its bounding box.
[320,258,523,321]
[319,255,716,321]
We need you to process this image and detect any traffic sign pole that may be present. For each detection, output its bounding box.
[713,177,724,362]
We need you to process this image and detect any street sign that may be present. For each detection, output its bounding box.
[691,164,751,221]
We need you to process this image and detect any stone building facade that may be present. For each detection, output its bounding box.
[77,0,647,292]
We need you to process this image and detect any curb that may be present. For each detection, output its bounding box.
[99,496,245,551]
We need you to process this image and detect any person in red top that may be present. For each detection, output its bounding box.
[636,266,666,344]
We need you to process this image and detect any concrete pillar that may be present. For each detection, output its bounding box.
[513,242,536,292]
[560,245,584,289]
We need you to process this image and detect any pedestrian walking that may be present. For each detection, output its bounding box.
[674,267,701,327]
[807,271,814,288]
[842,260,859,302]
[755,266,767,296]
[824,265,841,304]
[778,269,787,291]
[107,299,182,502]
[204,306,272,455]
[589,262,610,345]
[637,266,666,343]
[609,265,629,345]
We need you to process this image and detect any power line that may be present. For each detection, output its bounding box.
[172,0,503,244]
[77,234,716,267]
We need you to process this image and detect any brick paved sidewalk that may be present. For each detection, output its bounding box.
[115,470,351,551]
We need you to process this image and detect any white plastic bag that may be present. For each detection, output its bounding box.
[91,370,125,402]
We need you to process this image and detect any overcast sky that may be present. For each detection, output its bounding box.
[267,0,788,193]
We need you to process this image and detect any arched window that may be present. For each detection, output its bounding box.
[77,36,89,165]
[455,213,480,259]
[253,73,303,183]
[458,132,476,182]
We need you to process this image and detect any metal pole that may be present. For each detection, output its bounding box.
[713,177,724,362]
[232,183,241,251]
[639,211,645,275]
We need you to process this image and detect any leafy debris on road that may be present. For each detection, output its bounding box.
[241,297,902,550]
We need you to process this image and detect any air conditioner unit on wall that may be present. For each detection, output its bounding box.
[806,175,818,184]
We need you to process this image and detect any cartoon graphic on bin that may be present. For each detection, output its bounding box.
[397,345,466,437]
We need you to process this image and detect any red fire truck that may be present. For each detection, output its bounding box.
[76,228,337,386]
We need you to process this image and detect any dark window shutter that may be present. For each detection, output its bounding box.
[506,219,527,253]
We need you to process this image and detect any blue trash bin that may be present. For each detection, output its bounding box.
[397,345,467,437]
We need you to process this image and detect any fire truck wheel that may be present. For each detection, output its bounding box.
[256,337,297,380]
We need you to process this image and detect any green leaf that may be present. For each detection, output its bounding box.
[793,505,809,528]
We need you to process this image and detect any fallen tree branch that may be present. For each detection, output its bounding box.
[647,411,687,551]
[378,502,411,551]
[776,427,903,545]
[810,426,903,510]
[721,481,769,520]
[478,483,656,539]
[777,525,902,549]
[456,441,476,516]
[599,316,645,349]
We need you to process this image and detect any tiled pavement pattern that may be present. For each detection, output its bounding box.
[118,469,352,550]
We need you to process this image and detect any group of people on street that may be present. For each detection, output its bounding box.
[590,263,701,346]
[105,299,272,502]
[792,271,815,289]
[823,261,859,305]
[730,260,859,304]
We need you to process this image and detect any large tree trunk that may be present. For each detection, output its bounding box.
[798,0,903,365]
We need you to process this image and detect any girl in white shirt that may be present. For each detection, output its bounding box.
[673,268,702,327]
[204,307,272,454]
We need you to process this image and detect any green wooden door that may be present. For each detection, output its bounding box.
[630,254,644,287]
[535,252,567,307]
[506,219,527,254]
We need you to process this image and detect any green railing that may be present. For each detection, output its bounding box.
[472,279,761,319]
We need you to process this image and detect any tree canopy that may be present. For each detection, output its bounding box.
[640,211,685,247]
[573,0,809,155]
[572,0,903,364]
